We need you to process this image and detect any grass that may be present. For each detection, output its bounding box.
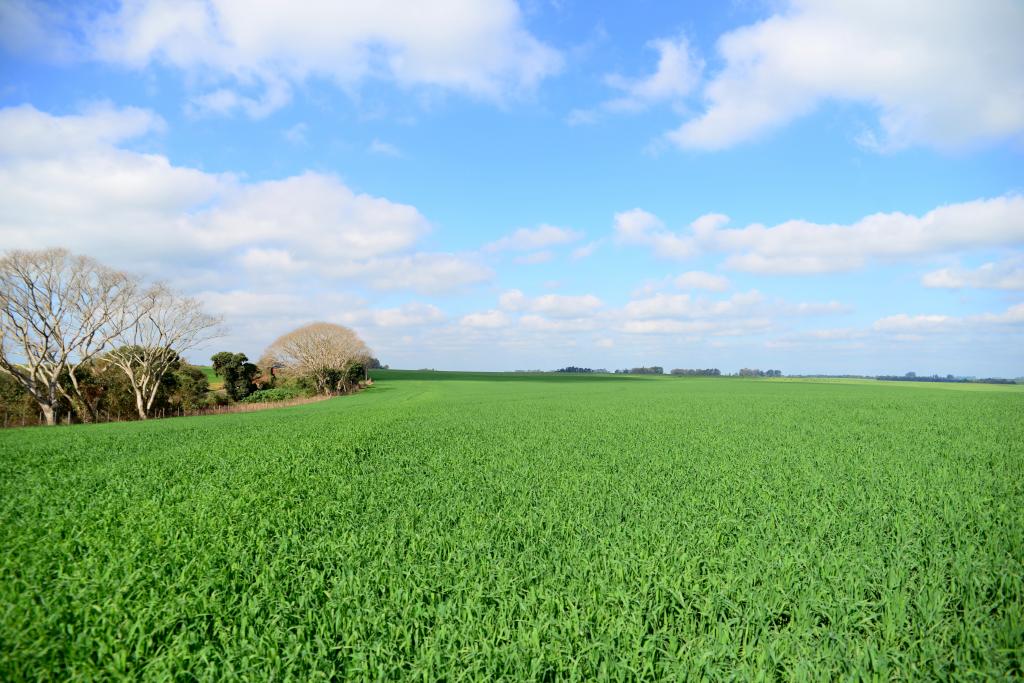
[1,371,1022,680]
[196,364,224,391]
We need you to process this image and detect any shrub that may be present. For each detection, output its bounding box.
[240,387,304,404]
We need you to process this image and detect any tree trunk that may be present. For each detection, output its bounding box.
[135,391,148,420]
[66,370,98,423]
[39,403,55,426]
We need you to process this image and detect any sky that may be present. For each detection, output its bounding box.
[1,0,1022,376]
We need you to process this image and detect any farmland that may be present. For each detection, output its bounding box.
[1,371,1022,680]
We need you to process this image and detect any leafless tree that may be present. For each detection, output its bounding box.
[105,284,221,420]
[0,248,141,425]
[261,322,371,395]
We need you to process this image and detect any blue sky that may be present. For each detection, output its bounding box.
[1,0,1022,375]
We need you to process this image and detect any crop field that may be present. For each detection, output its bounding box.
[1,371,1022,680]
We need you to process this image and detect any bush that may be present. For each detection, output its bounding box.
[200,394,230,409]
[240,387,304,404]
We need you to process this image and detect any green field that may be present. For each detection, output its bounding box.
[197,365,224,391]
[1,371,1022,680]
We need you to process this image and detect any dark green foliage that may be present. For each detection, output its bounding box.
[240,387,304,403]
[170,366,211,410]
[345,362,366,385]
[210,352,258,401]
[0,372,39,427]
[670,368,722,376]
[1,374,1022,679]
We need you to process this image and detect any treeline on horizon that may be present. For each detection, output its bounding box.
[552,367,1018,384]
[554,367,780,377]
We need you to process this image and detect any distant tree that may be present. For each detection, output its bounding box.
[0,372,41,427]
[105,285,220,419]
[260,322,371,395]
[630,366,664,375]
[169,366,209,410]
[0,248,141,425]
[211,352,259,401]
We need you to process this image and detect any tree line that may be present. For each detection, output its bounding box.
[0,249,373,427]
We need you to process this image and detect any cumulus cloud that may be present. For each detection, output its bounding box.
[0,103,490,294]
[615,197,1024,273]
[669,0,1024,150]
[570,34,703,123]
[18,0,561,116]
[613,209,695,259]
[485,224,583,253]
[922,256,1024,290]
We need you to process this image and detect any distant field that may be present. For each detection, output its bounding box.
[196,364,224,390]
[1,372,1021,679]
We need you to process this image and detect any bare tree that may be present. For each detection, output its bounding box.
[105,284,221,419]
[0,248,140,425]
[261,322,371,395]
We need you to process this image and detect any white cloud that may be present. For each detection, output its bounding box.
[674,270,730,291]
[520,315,599,332]
[366,303,445,328]
[613,208,695,259]
[619,288,847,338]
[0,103,490,295]
[603,34,703,113]
[783,301,851,316]
[570,240,602,260]
[807,328,868,341]
[485,224,583,252]
[42,0,561,116]
[197,290,310,318]
[617,197,1024,273]
[237,248,304,272]
[0,102,165,157]
[197,172,429,260]
[873,313,957,334]
[328,253,492,294]
[0,0,78,62]
[670,0,1024,150]
[624,290,765,320]
[571,34,703,124]
[498,290,603,318]
[922,256,1024,290]
[873,303,1024,333]
[620,318,771,336]
[498,289,528,311]
[368,139,402,157]
[460,309,511,329]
